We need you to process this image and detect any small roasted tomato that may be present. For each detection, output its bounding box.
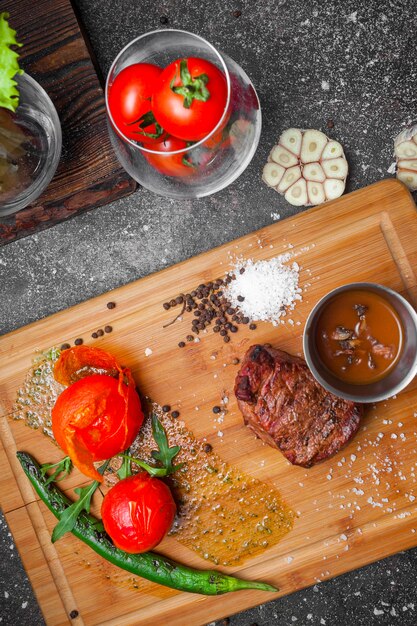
[101,473,176,553]
[52,347,143,481]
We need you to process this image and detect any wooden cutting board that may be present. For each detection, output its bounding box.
[1,179,417,626]
[0,0,136,246]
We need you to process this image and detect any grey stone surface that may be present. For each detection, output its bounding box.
[1,0,417,624]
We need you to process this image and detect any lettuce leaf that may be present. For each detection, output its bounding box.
[0,12,23,112]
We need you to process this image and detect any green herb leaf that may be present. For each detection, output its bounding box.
[120,453,169,477]
[150,413,183,475]
[40,456,72,486]
[117,450,133,480]
[0,12,23,112]
[51,461,108,543]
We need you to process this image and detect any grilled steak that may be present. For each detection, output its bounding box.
[234,344,363,467]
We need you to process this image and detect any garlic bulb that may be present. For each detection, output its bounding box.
[263,129,348,206]
[394,124,417,191]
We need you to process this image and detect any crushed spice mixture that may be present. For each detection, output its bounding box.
[12,350,295,566]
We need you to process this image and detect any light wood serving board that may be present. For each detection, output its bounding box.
[1,179,417,626]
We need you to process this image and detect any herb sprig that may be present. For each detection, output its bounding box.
[119,413,183,478]
[51,460,108,543]
[40,456,72,486]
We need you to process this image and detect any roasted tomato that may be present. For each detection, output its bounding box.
[52,347,143,481]
[144,136,196,178]
[101,473,176,553]
[107,63,165,145]
[152,57,228,142]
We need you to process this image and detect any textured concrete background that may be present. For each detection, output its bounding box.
[1,0,417,624]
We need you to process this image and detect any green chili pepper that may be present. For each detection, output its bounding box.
[17,451,278,596]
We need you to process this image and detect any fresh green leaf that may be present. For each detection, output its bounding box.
[40,456,72,486]
[150,413,183,475]
[118,414,183,479]
[120,453,169,477]
[51,461,108,543]
[0,12,23,112]
[117,450,133,480]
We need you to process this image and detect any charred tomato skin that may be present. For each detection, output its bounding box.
[101,473,177,553]
[52,374,143,481]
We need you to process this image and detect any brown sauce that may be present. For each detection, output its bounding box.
[315,289,403,384]
[130,405,295,566]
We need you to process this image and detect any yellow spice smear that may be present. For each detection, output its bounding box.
[13,350,295,567]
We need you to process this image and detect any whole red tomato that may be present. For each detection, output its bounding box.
[152,57,228,142]
[107,63,165,145]
[145,136,196,178]
[101,473,176,553]
[52,374,143,481]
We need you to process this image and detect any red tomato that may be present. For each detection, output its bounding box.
[145,136,196,178]
[101,474,176,553]
[152,57,228,141]
[52,374,143,481]
[107,63,165,145]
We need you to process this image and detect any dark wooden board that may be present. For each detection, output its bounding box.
[0,0,136,245]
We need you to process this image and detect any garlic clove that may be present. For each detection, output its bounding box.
[394,124,417,189]
[285,178,308,206]
[270,145,299,168]
[398,159,417,172]
[277,165,302,193]
[307,181,326,205]
[324,178,345,200]
[303,162,326,182]
[279,128,303,156]
[301,130,328,163]
[263,128,348,206]
[322,141,344,160]
[397,170,417,191]
[322,157,349,180]
[262,162,285,188]
[395,140,417,159]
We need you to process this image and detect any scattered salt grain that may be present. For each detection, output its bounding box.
[271,212,281,221]
[224,255,302,324]
[144,348,153,357]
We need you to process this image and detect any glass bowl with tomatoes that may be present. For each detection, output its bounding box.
[105,29,261,199]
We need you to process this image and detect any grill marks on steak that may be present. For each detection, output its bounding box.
[235,345,363,467]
